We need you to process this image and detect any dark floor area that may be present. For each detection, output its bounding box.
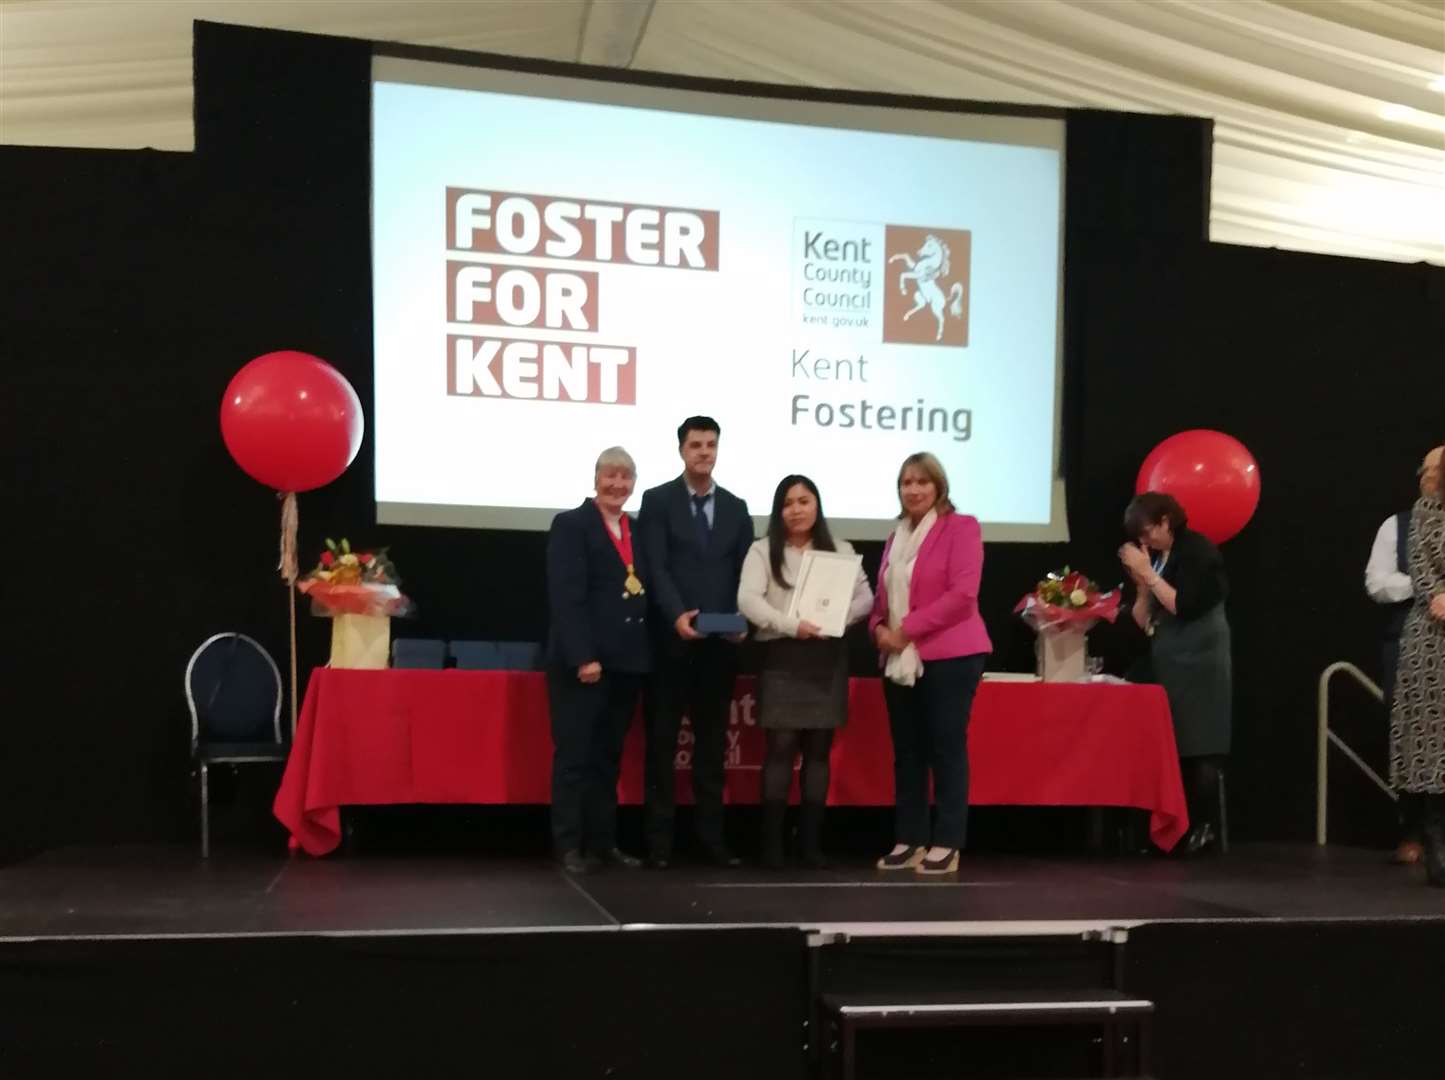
[2,842,1441,939]
[3,843,1441,1080]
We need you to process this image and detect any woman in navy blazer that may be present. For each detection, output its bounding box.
[545,446,651,875]
[869,452,991,875]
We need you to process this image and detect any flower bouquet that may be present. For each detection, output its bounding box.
[1014,568,1120,682]
[296,539,412,669]
[296,538,413,618]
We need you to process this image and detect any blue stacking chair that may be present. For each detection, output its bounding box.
[392,638,448,669]
[185,633,287,858]
[450,640,543,671]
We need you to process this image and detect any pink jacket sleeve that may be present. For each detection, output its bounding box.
[867,533,894,637]
[901,515,983,641]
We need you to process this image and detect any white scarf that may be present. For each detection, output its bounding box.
[883,508,937,686]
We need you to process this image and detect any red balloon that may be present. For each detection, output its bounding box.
[1136,430,1261,544]
[220,351,363,492]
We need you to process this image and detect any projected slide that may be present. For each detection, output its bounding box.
[373,59,1064,538]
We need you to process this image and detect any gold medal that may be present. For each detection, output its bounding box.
[624,566,644,596]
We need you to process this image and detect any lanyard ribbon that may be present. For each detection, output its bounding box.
[597,503,644,596]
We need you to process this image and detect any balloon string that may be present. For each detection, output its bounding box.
[278,491,299,584]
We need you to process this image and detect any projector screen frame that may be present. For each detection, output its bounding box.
[369,41,1070,544]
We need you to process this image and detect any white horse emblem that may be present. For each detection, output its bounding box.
[888,234,965,341]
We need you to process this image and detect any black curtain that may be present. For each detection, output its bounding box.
[2,22,1441,859]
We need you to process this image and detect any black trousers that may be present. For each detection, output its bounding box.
[881,654,986,849]
[644,637,739,854]
[546,668,644,855]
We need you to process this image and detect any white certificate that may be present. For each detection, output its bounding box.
[786,550,863,638]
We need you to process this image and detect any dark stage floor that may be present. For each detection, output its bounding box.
[2,842,1441,939]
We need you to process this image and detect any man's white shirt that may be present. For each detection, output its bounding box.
[1365,514,1413,604]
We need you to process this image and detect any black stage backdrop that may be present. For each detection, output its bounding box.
[2,22,1441,861]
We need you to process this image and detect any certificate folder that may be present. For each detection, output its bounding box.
[785,550,863,638]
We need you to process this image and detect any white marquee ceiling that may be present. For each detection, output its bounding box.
[1,0,1441,265]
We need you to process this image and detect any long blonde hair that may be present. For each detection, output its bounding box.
[896,452,954,518]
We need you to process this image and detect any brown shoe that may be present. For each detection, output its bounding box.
[1393,840,1424,865]
[876,845,925,871]
[916,848,960,875]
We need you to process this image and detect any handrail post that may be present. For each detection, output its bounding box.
[1317,666,1329,846]
[1316,661,1385,848]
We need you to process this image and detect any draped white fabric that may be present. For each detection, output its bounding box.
[2,0,1441,264]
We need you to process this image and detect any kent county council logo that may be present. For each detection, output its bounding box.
[882,225,971,347]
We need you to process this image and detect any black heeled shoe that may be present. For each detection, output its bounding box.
[700,843,742,868]
[598,847,643,870]
[559,850,600,875]
[1184,822,1218,856]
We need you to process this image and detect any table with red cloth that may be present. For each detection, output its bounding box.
[274,669,1187,857]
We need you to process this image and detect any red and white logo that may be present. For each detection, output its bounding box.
[442,187,721,405]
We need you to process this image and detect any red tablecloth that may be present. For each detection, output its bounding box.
[274,670,1187,856]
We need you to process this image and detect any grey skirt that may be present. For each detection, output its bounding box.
[1151,603,1233,758]
[757,637,850,730]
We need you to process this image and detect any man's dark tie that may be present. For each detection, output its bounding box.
[692,493,712,547]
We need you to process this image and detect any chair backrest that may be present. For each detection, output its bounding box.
[497,641,543,671]
[392,637,448,669]
[185,633,282,751]
[450,640,542,671]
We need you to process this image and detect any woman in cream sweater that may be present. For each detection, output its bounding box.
[737,475,872,867]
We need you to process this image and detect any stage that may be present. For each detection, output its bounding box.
[2,842,1442,1079]
[2,842,1442,937]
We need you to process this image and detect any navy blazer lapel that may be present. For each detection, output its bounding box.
[710,488,731,539]
[670,477,693,546]
[584,499,646,583]
[576,499,608,568]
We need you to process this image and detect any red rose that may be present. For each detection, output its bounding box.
[320,551,334,567]
[359,553,374,564]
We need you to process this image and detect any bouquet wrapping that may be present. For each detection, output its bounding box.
[295,538,413,618]
[1014,568,1120,633]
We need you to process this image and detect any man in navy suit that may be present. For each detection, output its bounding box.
[545,447,652,875]
[638,416,754,867]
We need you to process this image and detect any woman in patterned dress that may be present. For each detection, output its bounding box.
[1390,444,1445,887]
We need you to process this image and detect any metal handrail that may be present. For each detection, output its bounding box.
[1316,661,1394,846]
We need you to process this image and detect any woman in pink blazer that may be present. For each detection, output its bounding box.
[869,452,991,875]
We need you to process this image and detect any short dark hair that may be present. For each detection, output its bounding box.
[1124,491,1188,539]
[677,416,720,447]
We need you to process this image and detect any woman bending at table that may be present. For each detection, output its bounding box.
[737,475,872,868]
[544,447,651,875]
[1119,491,1232,856]
[870,453,991,876]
